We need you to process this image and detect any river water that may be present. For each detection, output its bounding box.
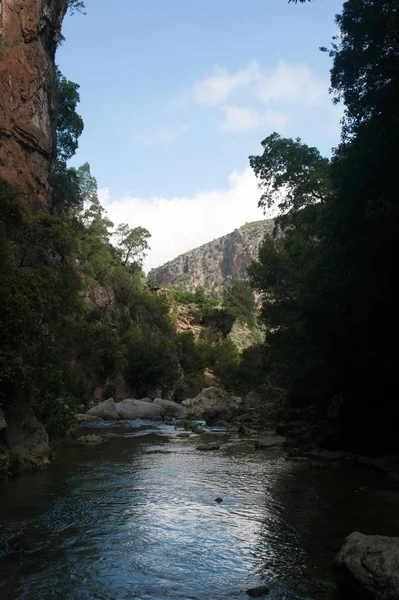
[1,421,398,600]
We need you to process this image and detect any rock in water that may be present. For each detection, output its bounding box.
[76,414,104,424]
[115,399,164,419]
[196,443,220,451]
[86,398,119,420]
[254,436,286,449]
[78,435,105,444]
[246,585,270,597]
[335,531,399,600]
[153,398,187,417]
[182,387,241,422]
[215,497,223,503]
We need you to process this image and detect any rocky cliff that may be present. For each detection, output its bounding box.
[0,0,68,207]
[148,219,273,293]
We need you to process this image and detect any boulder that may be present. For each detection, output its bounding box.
[241,384,288,417]
[153,398,187,417]
[78,435,105,444]
[255,436,286,449]
[86,398,119,420]
[335,531,399,600]
[183,387,241,421]
[76,414,104,424]
[176,432,190,438]
[115,399,164,419]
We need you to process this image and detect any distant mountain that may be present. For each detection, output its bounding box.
[148,219,273,293]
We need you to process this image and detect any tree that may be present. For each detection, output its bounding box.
[249,132,332,229]
[114,223,151,267]
[56,70,84,163]
[223,279,257,328]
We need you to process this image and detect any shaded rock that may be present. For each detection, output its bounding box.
[241,384,288,418]
[3,396,50,469]
[255,436,286,449]
[176,432,190,438]
[183,387,241,421]
[116,399,164,419]
[140,398,154,403]
[196,443,220,451]
[0,408,7,431]
[86,398,119,420]
[215,497,223,503]
[76,414,104,424]
[335,531,399,600]
[78,435,105,444]
[153,398,187,417]
[246,585,270,597]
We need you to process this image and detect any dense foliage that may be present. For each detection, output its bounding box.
[247,0,399,453]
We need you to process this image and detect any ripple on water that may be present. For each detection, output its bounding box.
[1,427,399,599]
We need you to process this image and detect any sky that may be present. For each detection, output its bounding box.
[57,0,344,272]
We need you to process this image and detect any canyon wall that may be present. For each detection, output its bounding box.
[0,0,68,206]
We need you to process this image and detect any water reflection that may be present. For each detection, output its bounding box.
[0,422,398,599]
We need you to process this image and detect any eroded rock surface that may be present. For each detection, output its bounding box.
[0,0,68,205]
[182,387,241,422]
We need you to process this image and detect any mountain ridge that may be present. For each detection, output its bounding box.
[148,219,273,293]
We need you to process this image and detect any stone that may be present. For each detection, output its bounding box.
[176,432,190,438]
[78,435,105,444]
[0,408,7,431]
[196,443,220,451]
[3,395,50,469]
[335,531,399,600]
[86,398,119,420]
[0,0,68,206]
[183,387,241,422]
[76,414,104,424]
[255,436,286,449]
[215,497,223,503]
[153,398,187,417]
[115,399,164,419]
[246,585,270,597]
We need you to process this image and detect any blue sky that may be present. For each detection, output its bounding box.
[58,0,344,271]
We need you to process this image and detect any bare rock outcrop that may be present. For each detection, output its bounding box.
[148,220,273,294]
[335,531,399,599]
[0,0,68,206]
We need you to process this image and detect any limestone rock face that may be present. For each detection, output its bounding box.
[148,220,274,293]
[0,0,68,205]
[335,532,399,600]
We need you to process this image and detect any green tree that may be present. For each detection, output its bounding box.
[114,223,151,267]
[223,279,257,328]
[56,69,84,163]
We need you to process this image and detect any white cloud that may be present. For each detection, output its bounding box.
[132,124,190,146]
[100,167,273,274]
[220,105,288,132]
[256,60,327,106]
[191,60,261,106]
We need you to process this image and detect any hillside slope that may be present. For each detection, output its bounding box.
[148,219,273,293]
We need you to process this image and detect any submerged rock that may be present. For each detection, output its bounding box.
[335,531,399,599]
[255,436,286,449]
[78,435,105,444]
[176,432,190,438]
[246,585,270,597]
[196,443,220,451]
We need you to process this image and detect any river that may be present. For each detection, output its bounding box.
[1,420,398,600]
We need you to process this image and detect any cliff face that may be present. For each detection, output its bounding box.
[0,0,68,206]
[148,220,273,293]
